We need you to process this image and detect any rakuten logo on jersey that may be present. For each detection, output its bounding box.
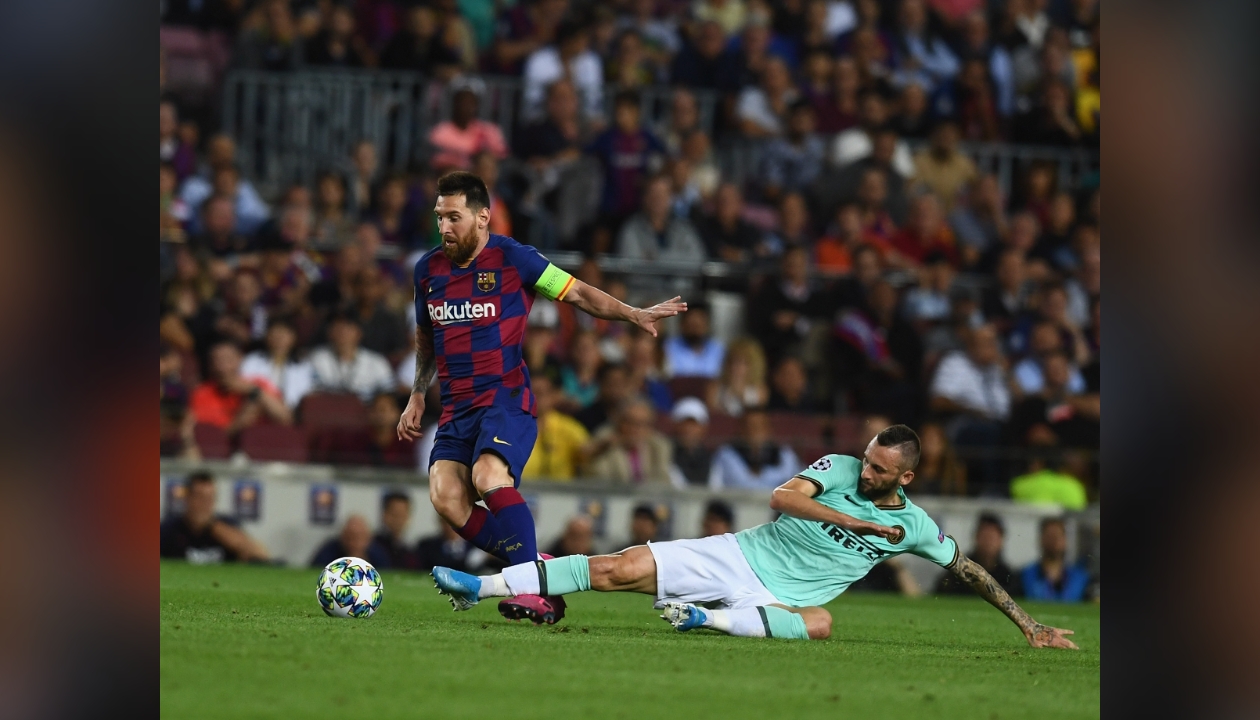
[428,299,498,325]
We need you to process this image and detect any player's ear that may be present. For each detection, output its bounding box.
[899,470,914,487]
[478,205,490,228]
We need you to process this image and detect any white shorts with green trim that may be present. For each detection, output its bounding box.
[645,533,783,610]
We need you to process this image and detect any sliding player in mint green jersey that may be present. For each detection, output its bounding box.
[433,425,1078,647]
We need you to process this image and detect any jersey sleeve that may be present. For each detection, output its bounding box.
[907,511,960,568]
[502,239,575,301]
[794,454,861,496]
[413,257,433,329]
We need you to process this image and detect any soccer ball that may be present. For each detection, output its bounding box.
[316,557,383,618]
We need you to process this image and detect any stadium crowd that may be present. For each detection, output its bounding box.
[160,0,1100,504]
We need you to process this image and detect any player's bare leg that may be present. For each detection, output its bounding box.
[428,459,477,528]
[586,546,658,594]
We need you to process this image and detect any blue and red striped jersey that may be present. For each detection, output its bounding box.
[413,234,573,423]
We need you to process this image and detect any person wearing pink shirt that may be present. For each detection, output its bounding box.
[427,78,509,172]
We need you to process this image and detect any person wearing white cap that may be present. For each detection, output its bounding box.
[667,397,714,488]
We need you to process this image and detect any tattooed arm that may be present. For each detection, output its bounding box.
[397,324,436,441]
[950,553,1080,649]
[562,280,688,338]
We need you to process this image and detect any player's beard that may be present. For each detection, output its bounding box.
[441,225,480,265]
[858,474,901,503]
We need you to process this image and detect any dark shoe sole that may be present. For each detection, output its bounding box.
[498,598,557,625]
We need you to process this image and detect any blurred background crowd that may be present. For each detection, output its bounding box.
[159,0,1100,509]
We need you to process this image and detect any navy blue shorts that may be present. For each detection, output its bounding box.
[429,403,538,486]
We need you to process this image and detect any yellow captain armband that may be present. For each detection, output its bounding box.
[535,263,576,301]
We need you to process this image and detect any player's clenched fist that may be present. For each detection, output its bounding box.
[397,394,426,441]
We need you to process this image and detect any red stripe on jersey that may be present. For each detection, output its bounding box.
[471,349,502,377]
[443,324,473,354]
[449,376,475,396]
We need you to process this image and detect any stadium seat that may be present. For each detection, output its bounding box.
[766,412,826,442]
[299,393,369,430]
[239,425,309,463]
[667,377,712,404]
[193,423,233,459]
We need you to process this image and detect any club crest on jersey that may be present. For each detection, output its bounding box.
[476,271,496,292]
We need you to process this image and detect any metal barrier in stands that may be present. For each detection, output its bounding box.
[221,70,720,194]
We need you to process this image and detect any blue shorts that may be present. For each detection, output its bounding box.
[429,403,538,486]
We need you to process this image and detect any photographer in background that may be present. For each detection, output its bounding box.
[160,472,269,564]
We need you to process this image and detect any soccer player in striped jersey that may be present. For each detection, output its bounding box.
[397,171,686,624]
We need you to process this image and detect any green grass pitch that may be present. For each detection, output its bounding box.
[161,561,1100,720]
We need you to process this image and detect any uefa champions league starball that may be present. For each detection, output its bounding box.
[317,557,383,618]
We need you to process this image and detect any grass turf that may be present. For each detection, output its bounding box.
[161,561,1099,720]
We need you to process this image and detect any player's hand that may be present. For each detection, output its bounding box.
[632,296,688,337]
[397,393,425,441]
[853,522,903,542]
[1024,623,1079,650]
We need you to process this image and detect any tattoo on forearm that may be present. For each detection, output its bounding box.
[951,554,1053,642]
[413,326,437,394]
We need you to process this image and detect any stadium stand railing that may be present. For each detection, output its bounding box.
[221,70,1097,200]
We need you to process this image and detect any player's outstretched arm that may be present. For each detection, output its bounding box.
[562,279,687,337]
[949,553,1079,650]
[770,478,901,540]
[398,324,437,441]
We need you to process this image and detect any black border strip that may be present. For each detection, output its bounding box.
[757,606,772,638]
[535,559,549,596]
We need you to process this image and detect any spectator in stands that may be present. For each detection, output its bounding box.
[161,471,270,563]
[833,279,922,422]
[616,174,706,262]
[1007,351,1100,450]
[368,174,420,249]
[902,251,956,324]
[912,421,967,495]
[559,329,603,411]
[811,54,860,135]
[668,397,714,487]
[830,91,916,179]
[1009,453,1089,510]
[1030,191,1077,272]
[694,0,748,38]
[346,140,380,216]
[311,514,393,568]
[191,341,293,433]
[546,516,596,557]
[352,266,408,364]
[234,0,304,71]
[950,174,1009,268]
[309,312,396,401]
[697,183,765,262]
[710,407,801,490]
[305,4,367,67]
[523,300,564,387]
[956,59,1004,142]
[630,504,661,545]
[758,100,826,202]
[765,192,814,255]
[329,392,417,467]
[374,491,418,570]
[240,317,314,409]
[701,499,735,537]
[889,0,959,94]
[767,355,820,413]
[912,119,978,213]
[159,100,196,182]
[1013,78,1082,147]
[1009,281,1090,365]
[656,88,701,156]
[935,512,1016,594]
[204,165,271,237]
[735,55,797,139]
[664,302,725,379]
[189,194,253,262]
[890,80,932,140]
[311,173,356,251]
[1013,321,1087,395]
[624,330,673,411]
[928,323,1013,495]
[523,374,591,481]
[747,245,832,364]
[958,10,1015,119]
[587,90,666,222]
[816,123,912,233]
[668,20,735,91]
[523,19,604,124]
[584,397,674,485]
[160,346,200,460]
[379,4,462,74]
[606,28,657,88]
[706,337,768,417]
[889,193,959,267]
[427,79,509,172]
[1019,517,1091,602]
[416,516,483,572]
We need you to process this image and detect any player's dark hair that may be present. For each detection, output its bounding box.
[976,512,1005,535]
[186,471,215,489]
[704,500,734,525]
[632,504,659,523]
[381,490,411,510]
[436,170,490,212]
[874,424,921,472]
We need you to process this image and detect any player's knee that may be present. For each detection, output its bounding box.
[471,454,512,495]
[806,609,832,640]
[587,555,617,590]
[427,476,467,524]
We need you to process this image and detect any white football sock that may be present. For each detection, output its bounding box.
[500,561,542,596]
[478,574,509,599]
[706,608,768,637]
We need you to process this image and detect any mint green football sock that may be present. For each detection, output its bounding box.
[761,606,811,640]
[538,555,591,596]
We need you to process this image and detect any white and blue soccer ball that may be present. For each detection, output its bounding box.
[317,557,383,618]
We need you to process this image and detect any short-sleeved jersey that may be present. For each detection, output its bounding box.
[414,234,574,423]
[735,454,959,607]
